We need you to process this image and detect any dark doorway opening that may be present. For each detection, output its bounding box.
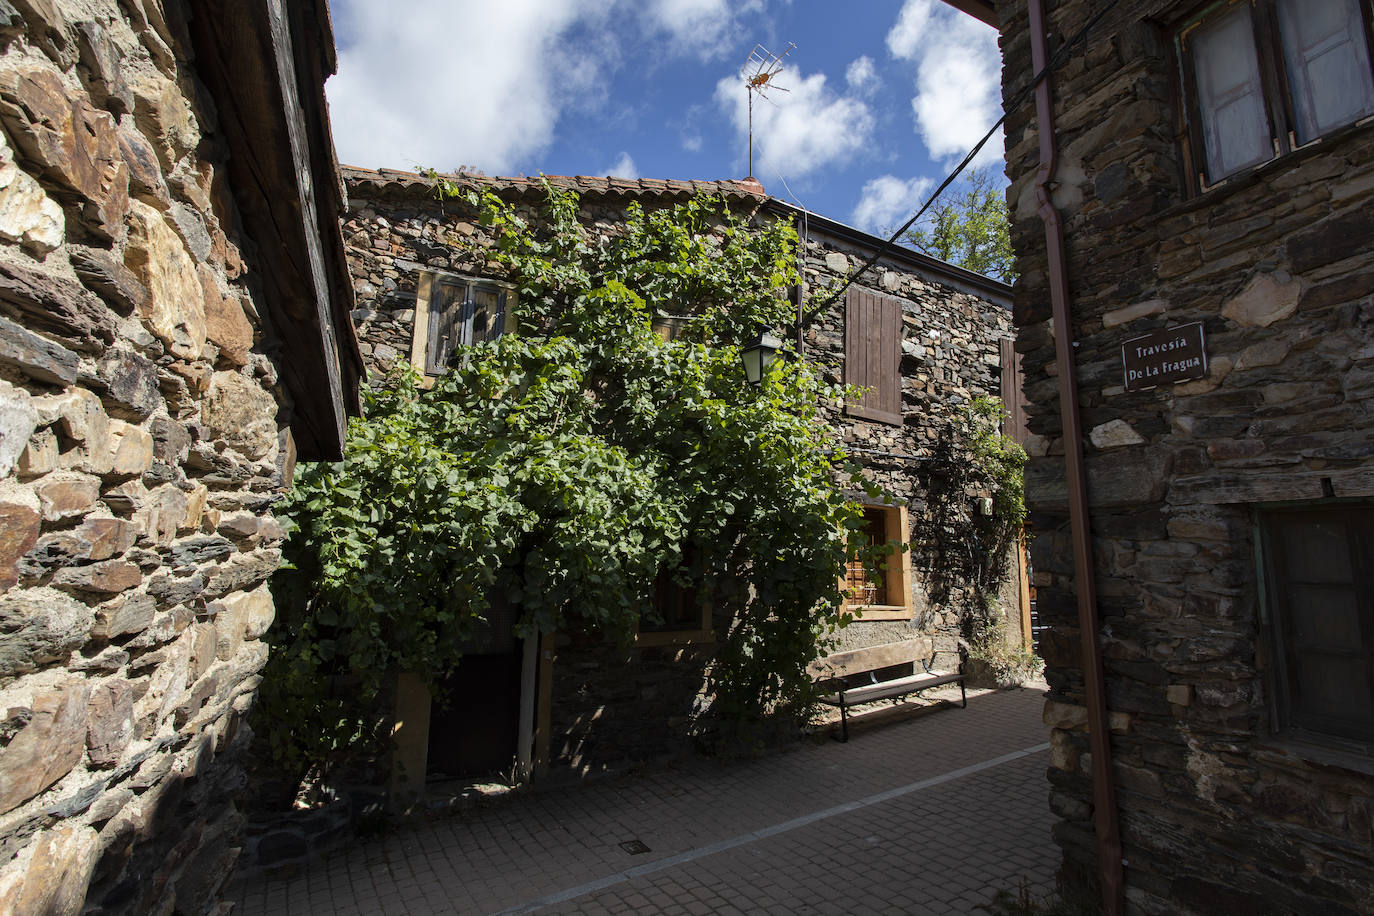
[426,647,524,782]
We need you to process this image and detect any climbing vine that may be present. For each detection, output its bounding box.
[261,182,874,775]
[907,394,1026,649]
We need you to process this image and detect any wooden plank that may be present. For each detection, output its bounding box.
[809,638,930,679]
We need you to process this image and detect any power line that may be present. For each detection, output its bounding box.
[796,1,1120,328]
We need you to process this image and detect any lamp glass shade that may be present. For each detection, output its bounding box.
[741,329,783,385]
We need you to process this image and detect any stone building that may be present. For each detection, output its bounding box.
[966,0,1374,911]
[0,1,359,912]
[341,166,1022,784]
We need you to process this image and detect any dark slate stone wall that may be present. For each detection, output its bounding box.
[342,173,1016,776]
[996,1,1374,912]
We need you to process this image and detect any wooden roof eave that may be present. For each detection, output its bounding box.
[189,0,362,461]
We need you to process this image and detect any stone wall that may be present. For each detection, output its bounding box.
[0,3,299,912]
[341,169,1016,775]
[791,214,1015,670]
[996,0,1374,912]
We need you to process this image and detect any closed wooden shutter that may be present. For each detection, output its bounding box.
[425,279,465,375]
[999,337,1029,445]
[1189,3,1273,180]
[845,287,902,425]
[1276,0,1374,143]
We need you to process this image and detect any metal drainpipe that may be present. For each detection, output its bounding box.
[1025,1,1125,913]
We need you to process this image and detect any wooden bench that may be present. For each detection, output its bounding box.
[810,638,966,742]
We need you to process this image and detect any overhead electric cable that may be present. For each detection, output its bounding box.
[797,0,1120,327]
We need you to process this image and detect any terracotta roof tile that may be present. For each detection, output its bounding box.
[340,165,768,203]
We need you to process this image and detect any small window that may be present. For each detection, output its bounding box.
[1178,0,1374,190]
[636,546,713,646]
[844,287,903,425]
[1257,504,1374,748]
[842,504,913,621]
[412,273,513,378]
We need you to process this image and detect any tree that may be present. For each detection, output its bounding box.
[261,183,877,775]
[902,168,1016,283]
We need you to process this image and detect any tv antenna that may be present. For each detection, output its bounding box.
[740,42,794,179]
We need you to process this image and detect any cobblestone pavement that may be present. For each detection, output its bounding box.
[232,686,1055,915]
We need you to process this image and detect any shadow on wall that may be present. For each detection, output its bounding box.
[908,425,1020,648]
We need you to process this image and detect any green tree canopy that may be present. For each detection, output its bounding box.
[903,168,1016,283]
[262,184,877,774]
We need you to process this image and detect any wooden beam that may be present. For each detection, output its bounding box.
[188,0,360,460]
[939,0,999,29]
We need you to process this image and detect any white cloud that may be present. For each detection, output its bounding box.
[851,174,934,234]
[599,152,640,179]
[886,0,1004,167]
[682,134,703,153]
[641,0,763,59]
[845,56,878,93]
[328,0,615,174]
[713,65,875,180]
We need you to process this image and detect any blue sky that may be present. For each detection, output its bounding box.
[324,0,1002,235]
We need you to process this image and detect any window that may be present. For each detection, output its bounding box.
[410,273,514,379]
[1257,504,1373,748]
[841,505,913,621]
[845,287,903,425]
[636,547,713,646]
[1178,0,1374,189]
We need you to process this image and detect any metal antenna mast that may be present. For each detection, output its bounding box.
[740,42,794,179]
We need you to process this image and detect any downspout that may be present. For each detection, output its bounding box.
[1025,1,1124,913]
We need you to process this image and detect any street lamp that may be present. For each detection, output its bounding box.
[740,327,783,386]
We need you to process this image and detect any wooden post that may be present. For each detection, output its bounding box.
[389,672,431,808]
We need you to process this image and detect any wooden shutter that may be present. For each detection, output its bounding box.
[425,279,464,375]
[1275,0,1374,143]
[1188,3,1273,181]
[999,337,1029,445]
[844,287,902,425]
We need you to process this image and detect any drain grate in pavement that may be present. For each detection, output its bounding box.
[618,839,651,855]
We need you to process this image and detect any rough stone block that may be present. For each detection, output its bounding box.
[0,682,91,815]
[114,118,169,210]
[1043,699,1089,731]
[137,484,188,547]
[1222,270,1303,328]
[0,125,63,255]
[0,315,79,387]
[3,824,99,916]
[198,267,252,367]
[0,66,129,240]
[94,346,160,419]
[35,471,100,522]
[0,481,40,593]
[74,18,133,115]
[51,559,141,595]
[91,591,155,640]
[202,372,277,460]
[0,378,38,478]
[124,200,205,361]
[0,260,115,355]
[0,586,92,676]
[86,679,134,768]
[106,420,153,478]
[16,428,57,477]
[1089,419,1145,450]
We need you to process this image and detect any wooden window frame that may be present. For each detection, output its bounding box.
[1176,0,1374,194]
[410,271,516,386]
[844,287,904,426]
[840,504,914,622]
[1255,502,1374,752]
[635,553,715,647]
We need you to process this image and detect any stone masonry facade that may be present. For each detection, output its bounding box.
[0,2,354,913]
[995,0,1374,912]
[341,167,1017,777]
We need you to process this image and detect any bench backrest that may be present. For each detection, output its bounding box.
[809,637,933,680]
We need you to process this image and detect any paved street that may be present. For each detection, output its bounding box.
[232,686,1055,915]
